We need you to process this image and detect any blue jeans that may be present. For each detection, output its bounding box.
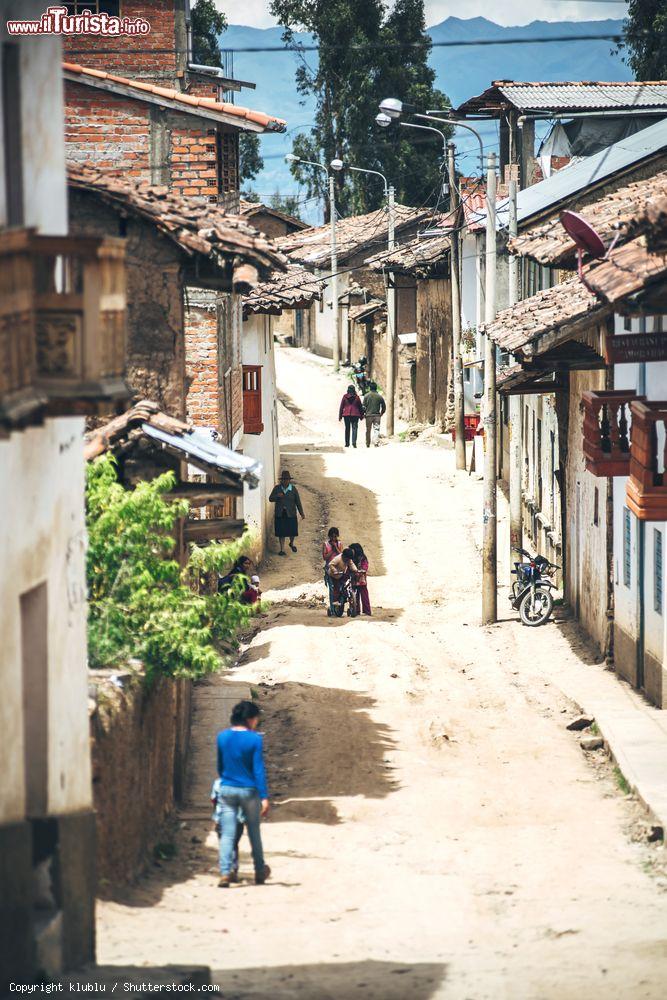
[218,786,265,876]
[325,571,336,612]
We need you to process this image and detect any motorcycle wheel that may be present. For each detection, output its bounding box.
[348,599,358,618]
[332,603,344,618]
[519,587,554,627]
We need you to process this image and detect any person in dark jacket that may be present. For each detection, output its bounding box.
[218,555,252,594]
[339,385,364,448]
[269,470,305,556]
[362,382,386,447]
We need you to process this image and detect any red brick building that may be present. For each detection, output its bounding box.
[62,1,286,448]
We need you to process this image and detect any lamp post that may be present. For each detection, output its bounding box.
[285,153,340,371]
[331,157,396,432]
[376,108,464,447]
[482,152,498,624]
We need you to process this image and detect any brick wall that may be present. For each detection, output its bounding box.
[65,84,240,205]
[65,83,151,176]
[62,1,182,83]
[171,127,218,201]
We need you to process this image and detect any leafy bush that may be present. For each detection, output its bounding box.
[86,454,254,682]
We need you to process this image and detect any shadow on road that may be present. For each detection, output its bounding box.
[258,680,399,824]
[212,958,448,999]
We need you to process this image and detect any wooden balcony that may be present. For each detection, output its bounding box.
[582,390,644,477]
[627,400,667,520]
[0,229,130,429]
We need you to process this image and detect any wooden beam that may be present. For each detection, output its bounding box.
[182,518,246,543]
[166,482,243,503]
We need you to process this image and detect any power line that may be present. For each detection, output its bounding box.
[66,30,632,56]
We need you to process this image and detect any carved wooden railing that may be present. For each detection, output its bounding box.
[627,400,667,520]
[582,390,644,477]
[0,229,129,428]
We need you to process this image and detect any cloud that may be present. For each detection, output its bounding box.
[215,0,627,30]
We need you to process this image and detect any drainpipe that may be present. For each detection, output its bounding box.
[605,362,615,665]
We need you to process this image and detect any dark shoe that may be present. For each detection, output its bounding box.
[255,864,271,885]
[218,875,231,888]
[229,869,239,883]
[290,543,297,552]
[278,551,286,557]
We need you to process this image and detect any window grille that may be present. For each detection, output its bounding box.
[623,507,632,588]
[655,529,663,614]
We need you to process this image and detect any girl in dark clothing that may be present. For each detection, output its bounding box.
[269,470,305,555]
[350,542,371,616]
[338,385,364,448]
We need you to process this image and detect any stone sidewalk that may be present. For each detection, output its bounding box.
[548,654,667,832]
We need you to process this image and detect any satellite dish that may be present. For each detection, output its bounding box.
[560,210,606,259]
[559,209,607,291]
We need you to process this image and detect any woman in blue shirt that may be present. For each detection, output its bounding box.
[216,700,270,887]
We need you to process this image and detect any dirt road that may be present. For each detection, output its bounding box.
[99,346,667,999]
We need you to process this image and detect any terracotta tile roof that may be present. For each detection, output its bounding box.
[483,275,606,353]
[239,200,308,231]
[67,163,287,279]
[63,62,286,132]
[486,234,667,354]
[456,80,667,116]
[626,194,667,252]
[349,298,385,322]
[278,205,432,267]
[584,238,667,305]
[366,227,451,276]
[242,263,322,317]
[509,170,667,266]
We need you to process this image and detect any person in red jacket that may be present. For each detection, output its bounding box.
[338,385,364,448]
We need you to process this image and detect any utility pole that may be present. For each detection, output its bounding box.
[482,152,497,625]
[448,143,466,470]
[330,173,339,372]
[508,177,523,574]
[385,183,396,436]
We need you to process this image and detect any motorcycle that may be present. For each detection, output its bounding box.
[350,356,370,396]
[511,548,559,626]
[328,573,358,618]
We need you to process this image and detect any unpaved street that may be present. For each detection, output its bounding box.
[99,346,667,999]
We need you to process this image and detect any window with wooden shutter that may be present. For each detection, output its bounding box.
[242,364,263,434]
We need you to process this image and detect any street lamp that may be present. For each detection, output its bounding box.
[330,157,398,433]
[285,152,341,371]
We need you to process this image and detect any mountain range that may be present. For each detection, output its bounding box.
[221,16,630,219]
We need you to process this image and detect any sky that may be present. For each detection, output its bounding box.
[215,0,628,30]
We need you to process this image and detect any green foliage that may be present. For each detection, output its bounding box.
[271,0,451,217]
[191,0,265,184]
[621,1,667,79]
[613,766,632,797]
[239,132,265,183]
[268,188,303,220]
[86,455,254,683]
[190,0,227,65]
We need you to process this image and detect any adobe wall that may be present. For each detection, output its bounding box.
[69,189,187,416]
[89,670,192,885]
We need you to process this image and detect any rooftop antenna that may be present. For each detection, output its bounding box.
[559,209,617,292]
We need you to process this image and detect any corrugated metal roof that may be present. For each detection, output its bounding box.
[499,82,667,112]
[471,118,667,233]
[456,80,667,116]
[142,424,261,488]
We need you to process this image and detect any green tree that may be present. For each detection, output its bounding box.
[190,0,227,64]
[269,189,303,219]
[190,0,264,184]
[271,0,450,217]
[622,0,667,78]
[86,455,254,683]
